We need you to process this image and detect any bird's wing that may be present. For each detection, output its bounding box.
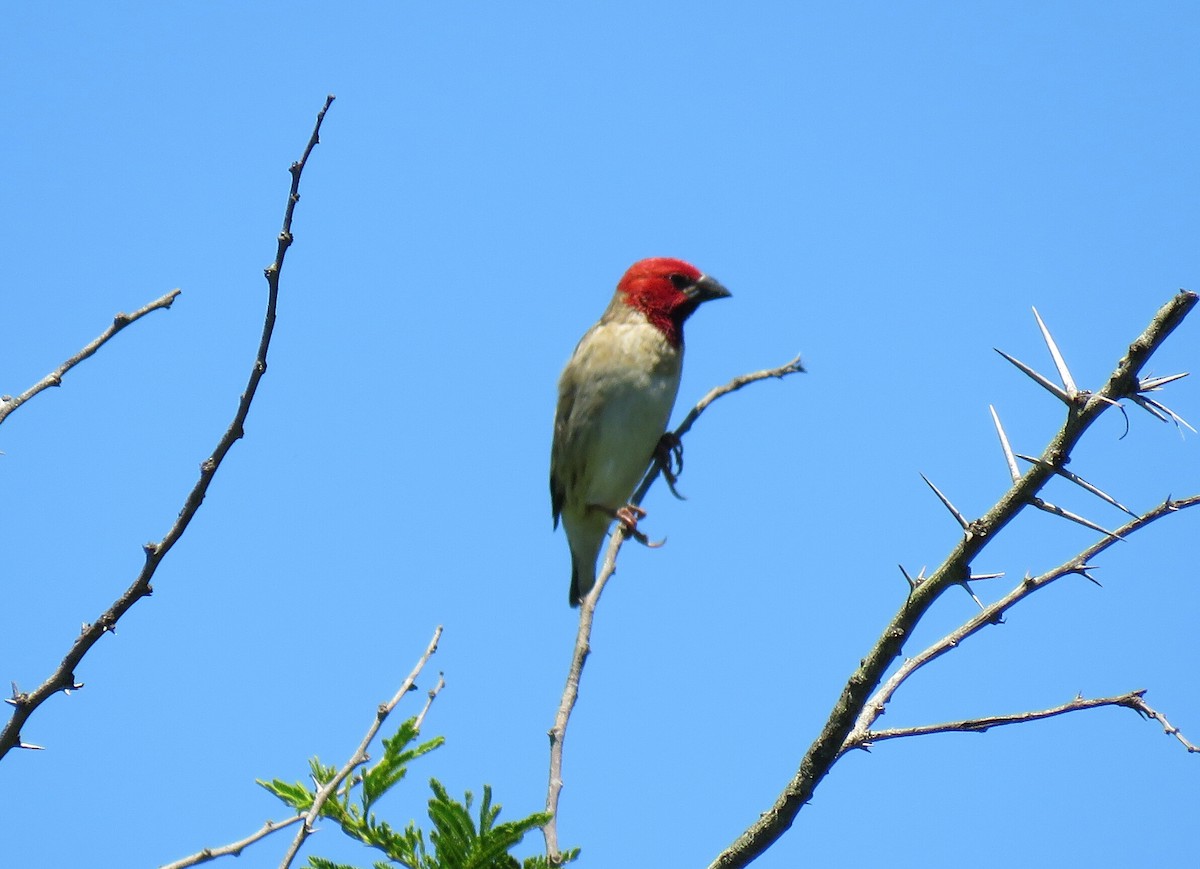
[550,353,578,529]
[549,322,607,528]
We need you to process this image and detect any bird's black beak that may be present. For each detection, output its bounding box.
[687,274,732,303]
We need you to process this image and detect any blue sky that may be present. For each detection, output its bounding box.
[3,3,1197,867]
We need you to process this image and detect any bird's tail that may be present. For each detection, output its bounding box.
[569,551,597,607]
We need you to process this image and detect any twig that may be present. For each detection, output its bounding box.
[0,289,181,426]
[542,354,804,862]
[415,672,446,732]
[159,816,305,869]
[1131,693,1200,753]
[707,291,1197,869]
[277,625,443,869]
[0,95,336,762]
[860,690,1174,745]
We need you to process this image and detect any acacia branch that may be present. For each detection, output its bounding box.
[708,291,1197,869]
[276,625,443,869]
[542,354,805,862]
[0,288,181,427]
[0,95,336,762]
[844,494,1200,752]
[861,690,1196,750]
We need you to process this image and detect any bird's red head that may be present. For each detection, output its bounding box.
[616,257,732,347]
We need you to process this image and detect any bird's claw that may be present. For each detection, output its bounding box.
[614,504,666,548]
[655,432,686,500]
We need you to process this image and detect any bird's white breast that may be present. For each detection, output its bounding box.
[566,317,682,511]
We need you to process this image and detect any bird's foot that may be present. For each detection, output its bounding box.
[655,432,686,500]
[614,504,665,548]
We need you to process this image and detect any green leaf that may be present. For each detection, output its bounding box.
[257,777,315,812]
[264,722,573,869]
[306,858,360,869]
[362,718,443,812]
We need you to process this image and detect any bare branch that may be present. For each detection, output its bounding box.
[707,291,1197,869]
[0,289,181,427]
[543,354,805,863]
[160,816,305,869]
[414,672,446,732]
[277,625,442,869]
[860,691,1191,748]
[0,95,336,762]
[1131,693,1200,754]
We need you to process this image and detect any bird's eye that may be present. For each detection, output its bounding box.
[668,273,694,290]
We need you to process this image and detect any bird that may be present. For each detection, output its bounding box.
[550,257,731,607]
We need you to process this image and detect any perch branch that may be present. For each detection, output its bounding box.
[542,354,805,862]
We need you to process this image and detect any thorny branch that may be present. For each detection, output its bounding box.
[708,291,1197,869]
[864,691,1149,742]
[860,690,1197,750]
[844,493,1200,753]
[0,288,181,427]
[542,354,805,862]
[0,95,336,762]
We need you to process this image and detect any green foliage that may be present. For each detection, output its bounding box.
[259,717,578,869]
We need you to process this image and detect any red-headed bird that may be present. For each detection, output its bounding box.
[550,257,731,606]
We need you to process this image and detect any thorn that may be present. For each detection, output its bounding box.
[1138,371,1189,391]
[1129,394,1169,422]
[1070,563,1103,587]
[1090,394,1133,439]
[994,348,1072,405]
[1032,497,1125,540]
[920,474,968,529]
[1131,394,1196,433]
[989,405,1021,483]
[968,571,1005,581]
[958,582,986,610]
[899,564,916,591]
[1032,307,1078,397]
[1014,453,1138,518]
